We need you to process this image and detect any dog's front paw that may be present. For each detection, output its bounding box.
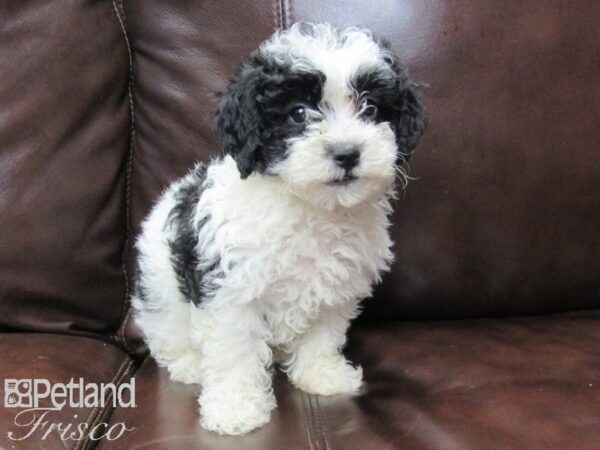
[199,384,276,435]
[289,354,363,396]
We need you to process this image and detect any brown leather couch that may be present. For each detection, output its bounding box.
[1,1,599,449]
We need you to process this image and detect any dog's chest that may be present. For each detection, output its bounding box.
[203,165,393,345]
[257,213,385,346]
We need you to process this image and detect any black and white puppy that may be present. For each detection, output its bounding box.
[132,23,426,435]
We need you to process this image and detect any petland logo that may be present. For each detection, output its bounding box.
[4,378,135,442]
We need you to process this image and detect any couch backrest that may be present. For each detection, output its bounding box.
[0,0,131,336]
[123,0,600,325]
[1,0,599,351]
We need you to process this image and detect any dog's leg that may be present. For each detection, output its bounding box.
[192,305,276,435]
[284,304,363,396]
[133,297,203,385]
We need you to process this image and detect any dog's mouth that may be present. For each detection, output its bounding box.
[326,174,358,186]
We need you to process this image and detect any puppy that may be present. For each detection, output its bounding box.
[132,23,426,435]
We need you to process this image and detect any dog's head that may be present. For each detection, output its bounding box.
[216,23,426,210]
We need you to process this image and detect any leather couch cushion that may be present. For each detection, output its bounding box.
[0,333,134,450]
[122,0,600,328]
[101,311,600,449]
[98,360,310,450]
[0,0,131,335]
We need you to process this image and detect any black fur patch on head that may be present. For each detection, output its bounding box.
[216,53,325,178]
[351,52,427,162]
[166,164,221,306]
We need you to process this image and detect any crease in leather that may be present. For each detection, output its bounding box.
[111,0,137,355]
[75,357,137,450]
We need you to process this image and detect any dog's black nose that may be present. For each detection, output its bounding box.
[332,147,360,171]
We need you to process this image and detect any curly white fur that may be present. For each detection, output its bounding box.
[131,23,420,436]
[133,156,392,434]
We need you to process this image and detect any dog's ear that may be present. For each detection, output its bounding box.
[384,52,427,162]
[396,84,427,162]
[215,66,263,179]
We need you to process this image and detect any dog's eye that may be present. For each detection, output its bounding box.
[360,99,378,121]
[289,105,307,124]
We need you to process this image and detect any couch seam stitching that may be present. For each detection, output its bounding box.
[282,0,290,29]
[74,357,135,450]
[91,358,136,449]
[111,0,136,355]
[314,395,331,450]
[75,357,130,450]
[308,394,325,450]
[274,0,282,30]
[88,358,139,450]
[300,391,316,450]
[287,0,294,27]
